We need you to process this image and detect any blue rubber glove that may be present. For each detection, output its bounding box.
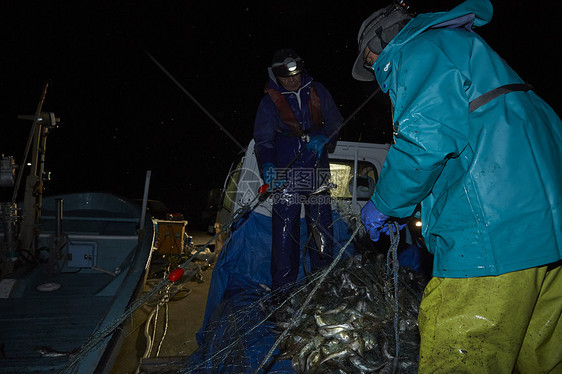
[361,200,407,242]
[307,135,328,158]
[262,163,285,191]
[361,200,390,242]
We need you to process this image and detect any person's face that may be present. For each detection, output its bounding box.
[277,73,302,91]
[363,47,380,72]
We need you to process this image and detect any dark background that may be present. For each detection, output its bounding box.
[1,1,558,229]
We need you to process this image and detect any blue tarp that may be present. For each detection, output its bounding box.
[185,210,357,373]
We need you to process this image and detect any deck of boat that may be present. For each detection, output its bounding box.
[0,271,116,373]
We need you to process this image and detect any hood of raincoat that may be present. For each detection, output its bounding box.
[373,0,493,92]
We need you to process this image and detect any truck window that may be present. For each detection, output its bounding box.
[329,160,378,200]
[222,159,244,213]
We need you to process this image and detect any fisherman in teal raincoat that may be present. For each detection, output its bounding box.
[353,0,562,372]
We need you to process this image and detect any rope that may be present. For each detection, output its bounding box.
[143,306,158,358]
[387,221,401,374]
[155,302,170,357]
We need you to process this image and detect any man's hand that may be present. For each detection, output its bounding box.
[361,200,406,241]
[307,135,328,158]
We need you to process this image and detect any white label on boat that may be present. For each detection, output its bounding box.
[0,279,16,298]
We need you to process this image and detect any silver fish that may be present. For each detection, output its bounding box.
[35,346,75,358]
[309,182,337,195]
[318,323,353,337]
[349,354,387,372]
[319,348,352,366]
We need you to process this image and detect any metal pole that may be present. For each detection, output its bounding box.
[352,147,358,207]
[12,81,50,204]
[140,170,152,230]
[55,199,63,239]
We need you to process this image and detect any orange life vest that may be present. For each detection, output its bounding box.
[264,83,323,137]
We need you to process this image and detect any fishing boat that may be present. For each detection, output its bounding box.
[0,84,155,373]
[0,192,154,373]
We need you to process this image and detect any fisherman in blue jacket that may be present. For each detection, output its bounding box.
[353,0,562,372]
[253,48,343,299]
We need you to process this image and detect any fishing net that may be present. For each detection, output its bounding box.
[181,202,430,374]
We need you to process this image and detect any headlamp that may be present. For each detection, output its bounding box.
[272,57,304,77]
[286,60,297,72]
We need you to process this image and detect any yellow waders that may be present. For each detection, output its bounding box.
[418,261,562,373]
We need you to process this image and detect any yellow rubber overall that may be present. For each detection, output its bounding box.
[418,262,562,373]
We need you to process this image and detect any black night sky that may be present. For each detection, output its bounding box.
[2,1,558,228]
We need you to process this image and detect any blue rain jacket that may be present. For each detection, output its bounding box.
[253,69,343,174]
[370,0,562,277]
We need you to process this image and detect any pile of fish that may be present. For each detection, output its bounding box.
[271,249,429,373]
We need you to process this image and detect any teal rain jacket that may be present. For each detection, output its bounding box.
[370,0,562,277]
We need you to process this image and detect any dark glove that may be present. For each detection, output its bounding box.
[361,200,406,242]
[307,135,328,158]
